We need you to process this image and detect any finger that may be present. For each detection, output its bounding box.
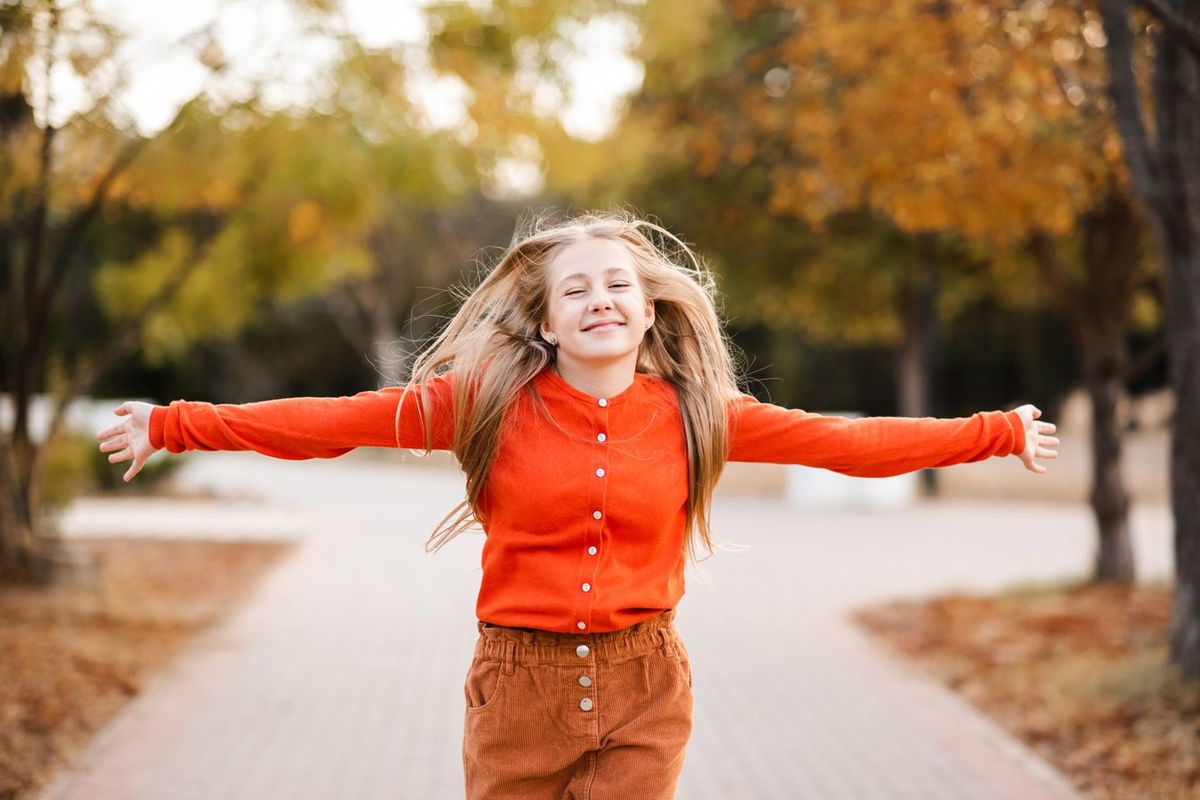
[96,424,125,439]
[109,447,132,463]
[1036,448,1057,458]
[114,403,130,416]
[1038,422,1056,433]
[1040,435,1060,446]
[99,435,127,453]
[1032,406,1041,419]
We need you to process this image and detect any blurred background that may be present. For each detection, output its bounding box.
[5,2,1199,797]
[2,0,1174,545]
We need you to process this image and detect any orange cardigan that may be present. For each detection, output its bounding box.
[149,367,1025,633]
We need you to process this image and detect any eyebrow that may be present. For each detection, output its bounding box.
[556,267,634,290]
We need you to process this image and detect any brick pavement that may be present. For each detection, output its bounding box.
[41,450,1172,799]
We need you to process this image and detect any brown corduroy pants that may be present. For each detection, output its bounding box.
[462,608,694,800]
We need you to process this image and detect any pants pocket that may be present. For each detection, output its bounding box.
[464,656,508,713]
[670,636,694,691]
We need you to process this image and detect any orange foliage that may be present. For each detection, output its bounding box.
[710,0,1126,247]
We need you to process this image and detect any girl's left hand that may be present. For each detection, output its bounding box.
[1012,404,1059,474]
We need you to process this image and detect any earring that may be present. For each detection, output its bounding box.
[546,334,557,346]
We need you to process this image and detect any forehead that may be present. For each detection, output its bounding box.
[546,237,636,284]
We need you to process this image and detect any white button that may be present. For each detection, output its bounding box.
[582,582,591,592]
[596,468,605,478]
[598,398,608,407]
[587,546,597,556]
[580,697,593,711]
[576,644,590,657]
[579,675,592,687]
[597,433,606,442]
[592,510,602,520]
[577,621,586,630]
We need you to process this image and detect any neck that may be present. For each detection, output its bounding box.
[553,355,637,399]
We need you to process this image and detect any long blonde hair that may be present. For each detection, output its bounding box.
[404,208,743,568]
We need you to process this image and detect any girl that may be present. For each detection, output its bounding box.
[96,210,1058,800]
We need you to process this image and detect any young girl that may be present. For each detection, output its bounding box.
[96,210,1058,800]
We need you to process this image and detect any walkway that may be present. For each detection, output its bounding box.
[43,450,1173,799]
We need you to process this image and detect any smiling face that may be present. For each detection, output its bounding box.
[539,237,655,374]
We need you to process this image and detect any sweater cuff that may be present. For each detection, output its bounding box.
[149,405,168,450]
[1005,409,1026,456]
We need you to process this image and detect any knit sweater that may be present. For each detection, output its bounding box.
[149,366,1026,633]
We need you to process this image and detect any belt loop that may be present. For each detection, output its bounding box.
[502,639,517,675]
[656,627,672,658]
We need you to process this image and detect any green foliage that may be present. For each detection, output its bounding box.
[41,433,96,511]
[41,432,184,511]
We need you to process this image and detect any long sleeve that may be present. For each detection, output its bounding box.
[726,394,1025,476]
[147,375,456,459]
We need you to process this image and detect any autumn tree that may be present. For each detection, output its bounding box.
[0,1,478,583]
[1098,0,1200,675]
[611,0,1161,582]
[0,1,257,582]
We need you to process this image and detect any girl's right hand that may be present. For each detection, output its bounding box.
[96,401,160,482]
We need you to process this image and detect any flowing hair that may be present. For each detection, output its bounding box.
[403,208,743,569]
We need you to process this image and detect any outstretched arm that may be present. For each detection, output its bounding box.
[726,394,1058,476]
[96,378,455,482]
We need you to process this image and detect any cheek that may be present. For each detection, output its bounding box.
[547,297,582,331]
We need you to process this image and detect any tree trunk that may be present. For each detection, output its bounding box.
[1100,0,1200,675]
[1083,339,1135,582]
[1082,194,1140,583]
[898,238,939,496]
[0,436,57,584]
[1167,245,1200,674]
[1029,190,1141,584]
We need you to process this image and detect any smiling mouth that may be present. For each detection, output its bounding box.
[584,322,624,332]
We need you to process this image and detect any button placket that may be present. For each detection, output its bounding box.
[576,643,594,712]
[574,398,611,635]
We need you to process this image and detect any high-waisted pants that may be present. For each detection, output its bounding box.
[462,608,693,799]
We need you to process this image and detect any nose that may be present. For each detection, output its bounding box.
[589,290,614,311]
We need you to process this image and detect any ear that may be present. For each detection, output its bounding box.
[538,321,553,342]
[644,299,655,327]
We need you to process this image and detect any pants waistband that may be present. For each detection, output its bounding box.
[474,609,680,669]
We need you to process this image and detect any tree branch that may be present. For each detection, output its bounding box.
[1136,0,1200,60]
[1098,0,1170,225]
[41,229,214,450]
[1027,230,1091,337]
[27,135,148,339]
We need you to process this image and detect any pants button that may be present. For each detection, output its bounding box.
[580,697,593,711]
[578,675,592,687]
[576,644,590,658]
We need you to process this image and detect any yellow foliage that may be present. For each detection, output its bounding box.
[1130,290,1162,333]
[706,0,1122,249]
[288,200,324,245]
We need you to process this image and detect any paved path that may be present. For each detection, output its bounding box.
[43,450,1173,799]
